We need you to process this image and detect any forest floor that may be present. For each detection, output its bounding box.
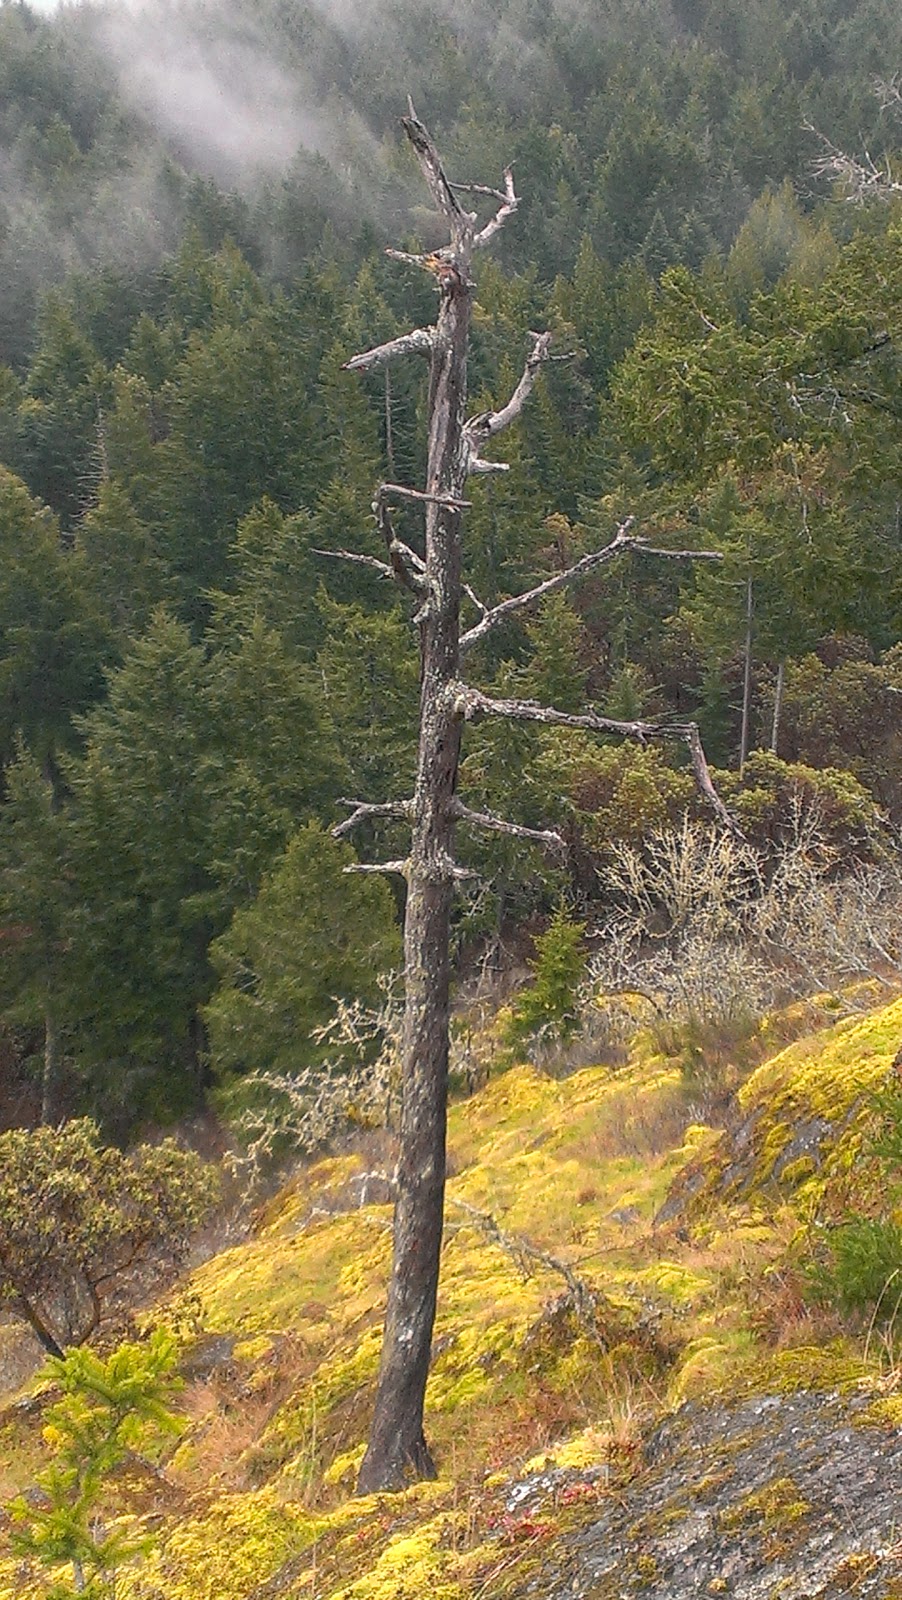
[1,991,901,1598]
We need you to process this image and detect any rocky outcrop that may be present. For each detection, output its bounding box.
[514,1386,902,1599]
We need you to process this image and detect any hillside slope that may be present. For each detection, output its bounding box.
[1,994,901,1598]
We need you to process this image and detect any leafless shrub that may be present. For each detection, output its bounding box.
[583,801,901,1068]
[222,978,403,1191]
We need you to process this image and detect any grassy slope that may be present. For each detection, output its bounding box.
[1,994,901,1598]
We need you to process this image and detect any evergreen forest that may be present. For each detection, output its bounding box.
[0,0,899,1132]
[2,1,902,1595]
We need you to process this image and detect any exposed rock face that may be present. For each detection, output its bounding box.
[514,1388,902,1599]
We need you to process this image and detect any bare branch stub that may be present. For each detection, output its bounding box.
[344,859,410,879]
[343,329,435,373]
[452,799,565,854]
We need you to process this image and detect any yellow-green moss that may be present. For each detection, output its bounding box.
[718,1475,811,1536]
[855,1394,902,1430]
[120,1487,324,1600]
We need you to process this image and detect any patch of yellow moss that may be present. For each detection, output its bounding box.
[718,1475,811,1533]
[523,1423,613,1472]
[5,995,902,1600]
[739,997,902,1146]
[328,1524,467,1600]
[114,1488,324,1600]
[855,1394,902,1430]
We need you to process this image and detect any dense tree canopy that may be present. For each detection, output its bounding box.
[0,0,899,1129]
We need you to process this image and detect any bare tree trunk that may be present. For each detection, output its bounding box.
[357,257,471,1492]
[41,1004,60,1126]
[770,658,785,756]
[739,575,754,774]
[338,104,732,1495]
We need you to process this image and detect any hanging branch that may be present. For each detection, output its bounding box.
[450,684,739,834]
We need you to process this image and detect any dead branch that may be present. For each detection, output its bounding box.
[402,97,468,242]
[372,495,429,597]
[684,725,738,832]
[450,685,739,833]
[452,799,565,852]
[343,329,435,373]
[459,522,722,654]
[462,332,552,473]
[460,518,634,651]
[806,121,902,200]
[472,165,519,250]
[333,799,414,840]
[377,483,472,510]
[344,859,410,878]
[313,548,394,581]
[448,1200,600,1328]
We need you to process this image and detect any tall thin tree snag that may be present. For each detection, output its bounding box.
[337,103,729,1495]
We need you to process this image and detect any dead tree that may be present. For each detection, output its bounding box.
[335,102,729,1495]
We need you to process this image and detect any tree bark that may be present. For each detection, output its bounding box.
[739,575,754,774]
[356,239,472,1494]
[41,1003,60,1126]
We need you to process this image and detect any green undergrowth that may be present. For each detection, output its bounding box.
[1,992,901,1599]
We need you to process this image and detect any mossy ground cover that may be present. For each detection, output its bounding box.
[1,993,900,1598]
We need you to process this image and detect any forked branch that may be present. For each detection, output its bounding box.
[333,798,414,839]
[472,165,519,249]
[459,520,722,654]
[463,332,553,473]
